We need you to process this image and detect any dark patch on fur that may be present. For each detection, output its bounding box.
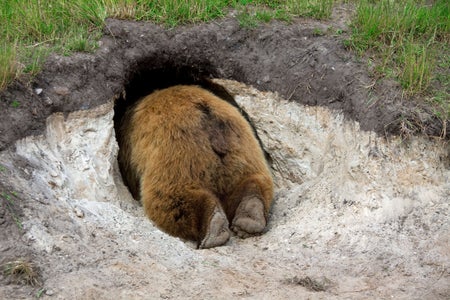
[209,119,229,159]
[196,102,230,159]
[174,211,184,222]
[169,196,186,222]
[194,86,271,163]
[195,102,212,115]
[154,190,164,199]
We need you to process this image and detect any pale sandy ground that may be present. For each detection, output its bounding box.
[1,80,449,299]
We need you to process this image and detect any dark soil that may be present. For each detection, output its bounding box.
[0,17,448,152]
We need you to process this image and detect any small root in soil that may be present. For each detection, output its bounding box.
[283,275,333,292]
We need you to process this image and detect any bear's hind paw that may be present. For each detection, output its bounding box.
[199,208,230,249]
[231,196,266,238]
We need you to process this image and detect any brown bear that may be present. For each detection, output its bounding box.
[118,85,273,248]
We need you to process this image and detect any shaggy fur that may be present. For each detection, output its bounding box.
[118,85,273,248]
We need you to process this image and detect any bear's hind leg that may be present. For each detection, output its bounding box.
[226,174,274,238]
[142,186,230,248]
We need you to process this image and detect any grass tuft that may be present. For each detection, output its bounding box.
[2,191,23,230]
[3,259,40,286]
[0,42,18,90]
[285,0,334,19]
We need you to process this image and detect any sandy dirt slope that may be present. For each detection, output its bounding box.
[1,80,448,299]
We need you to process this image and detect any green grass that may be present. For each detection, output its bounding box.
[0,0,448,123]
[285,0,334,19]
[0,0,335,89]
[11,100,20,108]
[0,0,330,86]
[104,0,231,26]
[0,42,18,90]
[0,0,105,89]
[235,0,334,27]
[1,191,23,230]
[347,0,449,119]
[0,0,231,87]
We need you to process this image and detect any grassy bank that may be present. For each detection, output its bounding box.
[347,0,449,120]
[0,0,448,119]
[0,0,336,90]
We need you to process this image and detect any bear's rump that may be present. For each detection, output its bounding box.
[130,85,268,197]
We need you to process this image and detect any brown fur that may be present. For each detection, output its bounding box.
[118,85,273,248]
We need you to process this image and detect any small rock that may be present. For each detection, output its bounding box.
[45,289,55,296]
[35,88,43,95]
[45,97,53,105]
[74,207,85,218]
[53,86,70,96]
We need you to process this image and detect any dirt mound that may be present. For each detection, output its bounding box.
[0,17,447,152]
